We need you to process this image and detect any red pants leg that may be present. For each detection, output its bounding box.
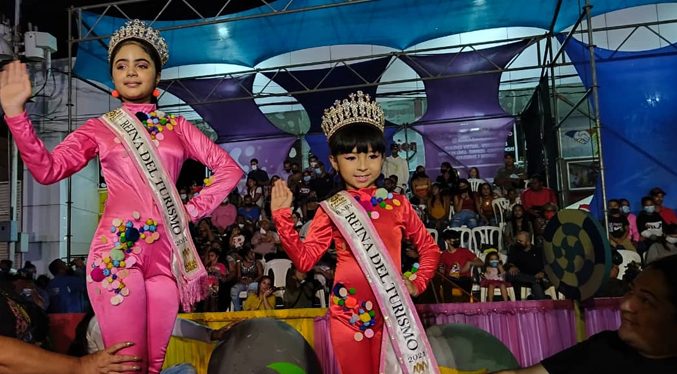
[145,274,179,374]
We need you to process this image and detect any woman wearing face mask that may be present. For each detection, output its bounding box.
[645,224,677,264]
[436,162,458,196]
[607,199,635,252]
[620,198,640,243]
[451,179,479,229]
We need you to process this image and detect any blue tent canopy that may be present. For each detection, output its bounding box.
[74,0,671,86]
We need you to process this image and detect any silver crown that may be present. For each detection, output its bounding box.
[108,19,169,66]
[321,91,385,140]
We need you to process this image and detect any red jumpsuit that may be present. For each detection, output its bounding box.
[273,186,440,374]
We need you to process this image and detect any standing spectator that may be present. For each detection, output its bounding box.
[382,143,410,193]
[494,153,526,192]
[280,160,293,182]
[310,162,334,200]
[650,187,677,224]
[294,171,315,206]
[504,204,533,250]
[620,198,640,243]
[230,245,263,311]
[0,260,13,280]
[637,196,667,246]
[211,198,237,233]
[645,224,677,264]
[287,163,303,193]
[238,195,262,222]
[451,179,480,229]
[251,219,281,258]
[248,158,270,186]
[439,230,483,297]
[46,259,85,313]
[505,232,549,300]
[436,162,458,196]
[521,175,557,220]
[246,178,264,209]
[243,276,276,311]
[306,155,319,175]
[608,199,635,252]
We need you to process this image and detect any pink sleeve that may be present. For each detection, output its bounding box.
[4,111,98,185]
[402,198,441,294]
[176,117,243,222]
[272,207,332,272]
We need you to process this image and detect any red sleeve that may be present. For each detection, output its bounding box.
[4,112,98,185]
[401,198,441,294]
[272,207,333,272]
[178,117,244,222]
[550,189,558,205]
[465,249,478,262]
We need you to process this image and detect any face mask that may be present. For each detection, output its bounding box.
[315,168,322,175]
[544,212,555,220]
[447,239,460,248]
[621,206,631,214]
[512,242,526,252]
[489,260,499,267]
[644,206,655,214]
[303,176,311,182]
[245,203,253,207]
[608,208,620,215]
[284,168,291,173]
[441,168,448,173]
[459,187,469,193]
[310,161,317,168]
[238,224,244,229]
[180,194,187,200]
[667,237,677,244]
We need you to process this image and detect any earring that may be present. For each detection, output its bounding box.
[153,89,160,97]
[111,90,120,98]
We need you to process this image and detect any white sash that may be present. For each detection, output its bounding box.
[100,107,207,310]
[321,191,439,374]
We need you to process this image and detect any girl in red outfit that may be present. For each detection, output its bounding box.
[271,92,440,374]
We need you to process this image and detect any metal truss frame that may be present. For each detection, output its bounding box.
[58,0,677,257]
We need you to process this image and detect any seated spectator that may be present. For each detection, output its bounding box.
[228,188,243,207]
[211,198,237,234]
[284,267,321,309]
[302,191,320,222]
[507,188,521,208]
[439,230,483,297]
[193,218,218,250]
[243,276,276,311]
[247,158,270,186]
[494,153,526,192]
[451,179,479,229]
[534,203,558,247]
[468,167,480,179]
[427,184,451,231]
[246,178,264,209]
[481,250,511,302]
[436,162,459,196]
[280,160,293,182]
[230,245,263,311]
[291,212,303,232]
[608,199,635,252]
[306,155,319,175]
[179,187,189,204]
[384,177,397,194]
[410,166,432,203]
[520,175,557,220]
[620,198,640,243]
[476,182,497,226]
[650,187,677,224]
[595,250,630,298]
[47,259,84,313]
[251,219,281,257]
[646,224,677,264]
[204,249,227,312]
[227,225,246,252]
[637,196,666,249]
[504,232,549,300]
[310,162,334,200]
[493,256,677,374]
[504,204,534,250]
[287,163,303,193]
[238,195,261,222]
[389,175,405,195]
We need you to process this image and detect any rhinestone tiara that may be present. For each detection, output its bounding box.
[321,91,385,140]
[108,19,169,66]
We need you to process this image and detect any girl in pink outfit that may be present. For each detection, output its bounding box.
[0,20,242,373]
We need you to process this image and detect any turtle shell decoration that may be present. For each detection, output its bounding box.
[542,209,612,300]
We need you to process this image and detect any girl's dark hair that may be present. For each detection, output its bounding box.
[510,204,525,235]
[441,162,452,170]
[238,243,253,258]
[468,167,480,179]
[258,275,273,294]
[68,308,96,357]
[328,123,386,157]
[644,256,677,319]
[479,182,492,196]
[430,183,443,206]
[109,39,162,103]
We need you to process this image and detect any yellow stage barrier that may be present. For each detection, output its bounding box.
[163,308,328,373]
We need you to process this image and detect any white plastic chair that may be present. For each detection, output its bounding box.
[426,228,439,243]
[468,178,486,193]
[449,227,474,252]
[492,197,510,228]
[481,285,516,302]
[472,226,503,253]
[617,250,642,280]
[264,259,293,298]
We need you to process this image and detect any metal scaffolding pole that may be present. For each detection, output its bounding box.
[584,0,609,233]
[66,7,74,262]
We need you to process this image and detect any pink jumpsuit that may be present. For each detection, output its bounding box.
[4,102,242,373]
[272,186,440,374]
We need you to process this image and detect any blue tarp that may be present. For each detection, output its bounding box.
[74,0,672,86]
[561,35,677,215]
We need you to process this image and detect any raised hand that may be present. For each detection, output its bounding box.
[270,179,293,212]
[0,61,33,117]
